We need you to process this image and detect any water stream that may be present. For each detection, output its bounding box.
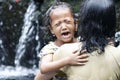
[0,0,43,79]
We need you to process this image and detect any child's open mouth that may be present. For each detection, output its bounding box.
[61,31,71,38]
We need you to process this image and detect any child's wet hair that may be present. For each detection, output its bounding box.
[43,0,73,27]
[42,0,75,44]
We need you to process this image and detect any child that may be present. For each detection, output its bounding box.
[34,1,89,80]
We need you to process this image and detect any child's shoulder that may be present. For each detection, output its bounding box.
[61,42,81,47]
[42,41,58,50]
[40,42,59,57]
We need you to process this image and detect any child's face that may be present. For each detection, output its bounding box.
[49,7,77,45]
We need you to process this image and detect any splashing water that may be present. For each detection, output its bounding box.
[0,0,42,79]
[15,0,41,68]
[0,65,38,79]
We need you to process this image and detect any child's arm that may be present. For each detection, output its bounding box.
[40,50,88,74]
[34,70,56,80]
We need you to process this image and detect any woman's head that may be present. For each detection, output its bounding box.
[79,0,116,53]
[43,1,78,45]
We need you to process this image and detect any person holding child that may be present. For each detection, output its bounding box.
[34,0,89,80]
[53,0,120,80]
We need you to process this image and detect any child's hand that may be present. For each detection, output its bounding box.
[67,50,89,66]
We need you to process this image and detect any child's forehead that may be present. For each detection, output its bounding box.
[50,7,71,15]
[52,6,70,11]
[50,7,72,18]
[53,7,69,12]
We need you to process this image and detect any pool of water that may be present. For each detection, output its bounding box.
[0,65,38,80]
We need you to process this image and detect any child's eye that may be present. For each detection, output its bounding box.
[65,20,71,24]
[54,22,60,27]
[67,21,71,24]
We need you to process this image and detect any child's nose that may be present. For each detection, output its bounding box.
[61,23,67,30]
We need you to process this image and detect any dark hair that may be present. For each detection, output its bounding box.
[79,0,116,53]
[42,0,74,44]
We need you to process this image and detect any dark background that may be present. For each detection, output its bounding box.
[0,0,120,67]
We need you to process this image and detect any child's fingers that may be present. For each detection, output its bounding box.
[73,50,79,55]
[73,58,88,66]
[80,49,87,54]
[73,63,86,66]
[73,49,88,56]
[79,54,89,59]
[78,58,88,63]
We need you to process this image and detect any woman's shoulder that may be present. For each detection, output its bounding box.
[58,42,82,52]
[61,42,82,47]
[117,45,120,49]
[105,45,120,56]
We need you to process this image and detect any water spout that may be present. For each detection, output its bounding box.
[15,0,42,68]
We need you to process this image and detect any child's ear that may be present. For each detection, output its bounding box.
[51,30,54,34]
[49,25,54,34]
